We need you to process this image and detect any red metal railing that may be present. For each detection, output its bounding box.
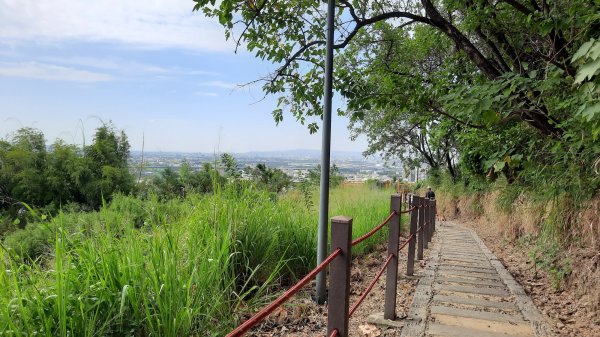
[349,253,394,317]
[351,210,396,246]
[225,248,342,337]
[224,193,437,337]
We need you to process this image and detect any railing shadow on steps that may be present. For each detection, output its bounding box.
[225,193,437,337]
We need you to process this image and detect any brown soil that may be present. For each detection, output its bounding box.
[243,233,432,337]
[461,217,600,337]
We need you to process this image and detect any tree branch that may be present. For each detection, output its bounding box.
[429,103,487,129]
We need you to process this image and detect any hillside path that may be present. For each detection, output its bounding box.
[399,221,553,337]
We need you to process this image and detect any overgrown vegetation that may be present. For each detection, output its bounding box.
[0,172,394,336]
[0,119,400,335]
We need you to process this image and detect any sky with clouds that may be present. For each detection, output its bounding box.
[0,0,366,153]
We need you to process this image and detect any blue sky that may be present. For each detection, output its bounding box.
[0,0,366,153]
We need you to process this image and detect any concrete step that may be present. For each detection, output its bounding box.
[427,322,533,337]
[436,269,502,280]
[430,305,526,323]
[435,276,505,288]
[435,284,510,297]
[432,294,518,311]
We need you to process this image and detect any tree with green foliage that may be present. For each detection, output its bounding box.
[141,161,226,200]
[220,153,241,179]
[245,163,291,193]
[194,0,597,135]
[0,123,134,215]
[46,140,85,206]
[81,123,133,208]
[0,128,48,208]
[194,0,599,192]
[307,164,344,188]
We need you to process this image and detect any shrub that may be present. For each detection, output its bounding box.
[3,223,52,262]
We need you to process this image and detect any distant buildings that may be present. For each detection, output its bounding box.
[128,150,404,183]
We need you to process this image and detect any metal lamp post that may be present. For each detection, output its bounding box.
[316,0,336,304]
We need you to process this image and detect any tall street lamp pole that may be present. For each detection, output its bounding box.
[316,0,336,304]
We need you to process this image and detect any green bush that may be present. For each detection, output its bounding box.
[2,223,52,261]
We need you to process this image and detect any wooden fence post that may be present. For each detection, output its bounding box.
[422,197,429,250]
[327,216,352,337]
[406,194,418,276]
[417,196,424,260]
[384,195,401,320]
[425,199,432,244]
[429,200,434,241]
[432,200,437,232]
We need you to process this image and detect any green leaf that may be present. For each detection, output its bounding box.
[483,159,496,170]
[572,39,595,63]
[580,103,600,122]
[482,110,499,124]
[494,161,506,171]
[528,70,538,79]
[574,58,600,84]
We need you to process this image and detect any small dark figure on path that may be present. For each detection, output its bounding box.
[425,186,435,200]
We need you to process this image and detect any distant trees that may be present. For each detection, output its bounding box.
[0,123,134,219]
[306,164,344,188]
[220,153,241,179]
[244,163,291,193]
[143,155,293,197]
[144,161,222,200]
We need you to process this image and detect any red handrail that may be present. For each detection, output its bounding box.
[399,234,415,251]
[398,206,417,214]
[348,253,394,317]
[225,248,342,337]
[351,211,396,246]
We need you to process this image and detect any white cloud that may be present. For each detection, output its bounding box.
[0,61,112,82]
[194,91,219,97]
[0,0,233,51]
[203,80,239,89]
[0,53,222,81]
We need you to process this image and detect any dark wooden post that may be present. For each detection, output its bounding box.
[429,200,434,239]
[327,216,352,337]
[425,199,431,244]
[417,196,425,259]
[422,198,429,249]
[384,195,401,320]
[406,194,418,276]
[428,200,432,241]
[432,200,437,232]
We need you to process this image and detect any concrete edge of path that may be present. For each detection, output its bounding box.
[465,225,556,337]
[400,230,442,337]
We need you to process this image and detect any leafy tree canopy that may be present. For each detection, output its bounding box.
[194,0,600,192]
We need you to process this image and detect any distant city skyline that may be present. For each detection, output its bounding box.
[0,0,367,153]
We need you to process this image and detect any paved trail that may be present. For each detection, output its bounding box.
[400,222,553,337]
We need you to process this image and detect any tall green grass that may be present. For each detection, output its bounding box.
[0,183,394,336]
